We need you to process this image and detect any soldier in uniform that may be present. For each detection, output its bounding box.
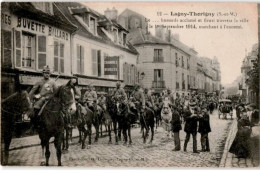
[113,81,127,103]
[83,84,97,113]
[29,65,58,118]
[144,88,154,111]
[163,89,175,108]
[98,92,107,111]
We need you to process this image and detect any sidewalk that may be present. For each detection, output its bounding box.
[219,120,260,168]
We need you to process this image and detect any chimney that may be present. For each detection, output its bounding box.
[105,7,118,21]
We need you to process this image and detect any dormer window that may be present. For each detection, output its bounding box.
[89,17,96,35]
[32,2,53,15]
[112,28,118,43]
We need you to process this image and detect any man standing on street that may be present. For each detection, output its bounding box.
[183,104,199,153]
[171,105,182,151]
[198,106,211,152]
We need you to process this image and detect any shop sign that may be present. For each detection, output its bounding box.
[16,17,69,41]
[104,56,119,75]
[19,74,69,86]
[78,78,117,87]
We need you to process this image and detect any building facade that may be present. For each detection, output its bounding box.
[1,2,77,99]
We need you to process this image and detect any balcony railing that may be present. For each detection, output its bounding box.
[153,57,164,62]
[152,81,166,88]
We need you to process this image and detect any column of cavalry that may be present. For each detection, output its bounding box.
[1,66,219,166]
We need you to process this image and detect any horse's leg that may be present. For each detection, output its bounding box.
[94,122,99,142]
[113,121,118,145]
[118,122,122,141]
[66,128,69,150]
[81,126,87,149]
[108,124,112,144]
[123,126,127,145]
[54,134,62,166]
[149,126,154,144]
[128,126,132,145]
[78,126,82,143]
[70,127,73,142]
[100,123,103,137]
[88,124,92,146]
[45,141,50,166]
[3,128,13,165]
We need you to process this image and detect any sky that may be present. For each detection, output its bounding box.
[84,2,258,86]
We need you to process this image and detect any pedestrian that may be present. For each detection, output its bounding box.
[198,106,211,152]
[229,108,251,158]
[171,105,182,151]
[183,104,199,153]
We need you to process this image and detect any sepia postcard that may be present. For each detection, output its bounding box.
[1,1,259,168]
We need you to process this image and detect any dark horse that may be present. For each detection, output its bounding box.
[106,94,123,144]
[1,90,32,165]
[76,101,102,149]
[33,83,76,166]
[117,101,137,145]
[140,106,155,144]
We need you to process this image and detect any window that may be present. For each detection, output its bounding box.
[176,71,179,89]
[89,17,96,35]
[123,33,127,45]
[77,45,84,74]
[113,28,118,43]
[22,33,36,68]
[154,69,163,81]
[32,2,53,15]
[175,53,178,67]
[54,41,64,73]
[154,49,163,62]
[1,30,12,68]
[91,49,101,76]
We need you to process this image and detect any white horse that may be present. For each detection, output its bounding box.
[161,98,172,138]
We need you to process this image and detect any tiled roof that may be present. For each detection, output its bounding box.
[54,2,138,55]
[8,2,77,32]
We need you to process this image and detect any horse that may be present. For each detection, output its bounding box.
[33,83,76,166]
[140,104,155,144]
[106,94,122,144]
[1,90,33,165]
[98,102,113,142]
[161,100,172,137]
[116,101,137,145]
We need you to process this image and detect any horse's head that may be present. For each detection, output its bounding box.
[18,90,33,113]
[116,102,128,116]
[56,84,77,115]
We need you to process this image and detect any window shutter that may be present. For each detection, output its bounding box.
[97,50,101,77]
[1,30,12,68]
[38,35,46,69]
[14,30,22,67]
[77,45,81,74]
[91,49,97,75]
[154,70,157,81]
[54,41,58,72]
[80,46,84,74]
[123,63,127,83]
[60,43,64,73]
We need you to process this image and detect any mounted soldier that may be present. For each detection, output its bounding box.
[113,81,127,103]
[163,89,175,108]
[29,65,58,121]
[144,88,155,112]
[83,84,97,114]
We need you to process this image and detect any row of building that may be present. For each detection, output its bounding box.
[239,43,258,104]
[1,2,221,99]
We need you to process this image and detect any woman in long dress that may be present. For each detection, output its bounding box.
[229,109,251,158]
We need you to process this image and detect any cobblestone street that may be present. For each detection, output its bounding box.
[5,110,234,167]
